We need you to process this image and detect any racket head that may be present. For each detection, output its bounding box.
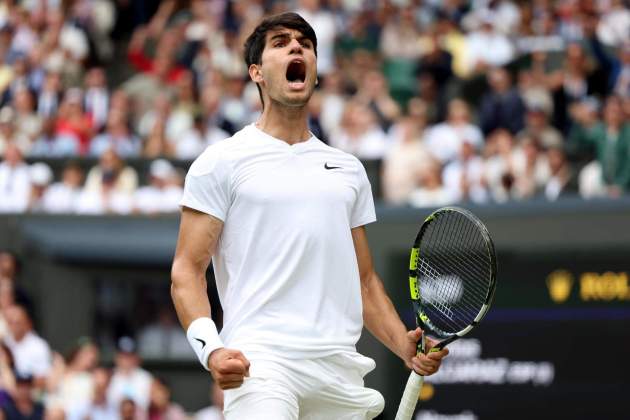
[408,207,497,346]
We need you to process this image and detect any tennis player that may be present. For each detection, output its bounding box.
[171,12,448,419]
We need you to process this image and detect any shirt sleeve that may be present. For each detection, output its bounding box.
[350,160,377,228]
[180,149,232,221]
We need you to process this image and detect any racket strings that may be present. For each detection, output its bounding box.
[417,211,492,335]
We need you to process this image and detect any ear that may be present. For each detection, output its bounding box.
[249,64,264,85]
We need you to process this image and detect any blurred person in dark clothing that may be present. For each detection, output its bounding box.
[544,146,578,200]
[0,374,44,420]
[577,95,630,198]
[480,67,526,135]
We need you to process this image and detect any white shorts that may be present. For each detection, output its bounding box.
[223,352,385,420]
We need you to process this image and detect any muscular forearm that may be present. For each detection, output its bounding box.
[171,260,212,330]
[362,271,408,360]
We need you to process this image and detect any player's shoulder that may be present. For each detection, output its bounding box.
[187,126,253,176]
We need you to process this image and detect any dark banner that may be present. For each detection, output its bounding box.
[384,251,630,420]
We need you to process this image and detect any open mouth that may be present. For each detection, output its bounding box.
[286,59,306,86]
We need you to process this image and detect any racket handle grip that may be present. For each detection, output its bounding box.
[395,371,424,420]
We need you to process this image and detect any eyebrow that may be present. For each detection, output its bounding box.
[269,32,312,44]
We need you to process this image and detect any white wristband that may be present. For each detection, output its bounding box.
[186,317,224,371]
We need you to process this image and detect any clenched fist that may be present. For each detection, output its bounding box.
[208,348,251,390]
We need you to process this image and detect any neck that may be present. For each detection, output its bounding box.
[256,102,311,145]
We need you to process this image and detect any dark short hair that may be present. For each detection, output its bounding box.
[243,12,318,107]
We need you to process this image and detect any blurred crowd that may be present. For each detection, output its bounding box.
[0,0,628,212]
[0,250,225,420]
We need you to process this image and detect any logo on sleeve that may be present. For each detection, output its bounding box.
[324,162,342,170]
[195,338,206,349]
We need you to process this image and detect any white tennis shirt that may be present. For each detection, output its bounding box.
[181,124,376,359]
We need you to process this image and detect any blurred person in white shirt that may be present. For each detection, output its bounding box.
[544,145,577,200]
[382,98,434,205]
[78,149,137,215]
[463,13,515,76]
[68,367,117,420]
[195,382,224,420]
[330,100,388,159]
[3,304,51,391]
[134,159,183,215]
[0,107,31,157]
[0,143,31,213]
[26,162,53,212]
[443,139,489,204]
[511,135,550,199]
[318,70,346,139]
[174,112,229,160]
[295,0,337,77]
[46,337,100,417]
[107,337,153,412]
[409,158,457,208]
[425,98,484,163]
[42,161,84,213]
[137,307,193,360]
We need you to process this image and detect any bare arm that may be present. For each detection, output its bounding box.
[352,226,448,375]
[171,207,249,388]
[171,206,221,329]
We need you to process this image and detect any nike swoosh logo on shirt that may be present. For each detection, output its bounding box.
[324,163,342,170]
[195,338,206,348]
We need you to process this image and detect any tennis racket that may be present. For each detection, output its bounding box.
[395,206,497,420]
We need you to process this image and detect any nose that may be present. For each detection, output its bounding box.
[288,38,303,54]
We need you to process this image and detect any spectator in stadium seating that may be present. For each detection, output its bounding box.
[380,6,424,61]
[416,31,454,97]
[484,128,519,202]
[511,135,550,200]
[544,146,578,200]
[89,108,142,158]
[0,251,30,312]
[137,306,192,360]
[425,98,483,163]
[578,95,630,198]
[174,111,225,160]
[0,106,30,156]
[463,13,515,77]
[330,100,388,159]
[107,336,153,412]
[0,344,16,404]
[0,373,44,420]
[409,158,456,207]
[147,377,186,420]
[78,148,137,214]
[516,103,563,149]
[36,72,62,119]
[12,85,42,145]
[139,92,174,158]
[354,70,401,132]
[54,88,94,156]
[0,143,30,213]
[120,398,141,420]
[318,70,346,140]
[382,99,433,205]
[480,67,526,135]
[46,337,100,417]
[26,162,53,213]
[83,67,110,132]
[70,367,117,420]
[41,161,84,214]
[195,382,224,420]
[443,139,489,204]
[134,160,183,215]
[3,304,51,391]
[296,0,337,77]
[30,117,79,157]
